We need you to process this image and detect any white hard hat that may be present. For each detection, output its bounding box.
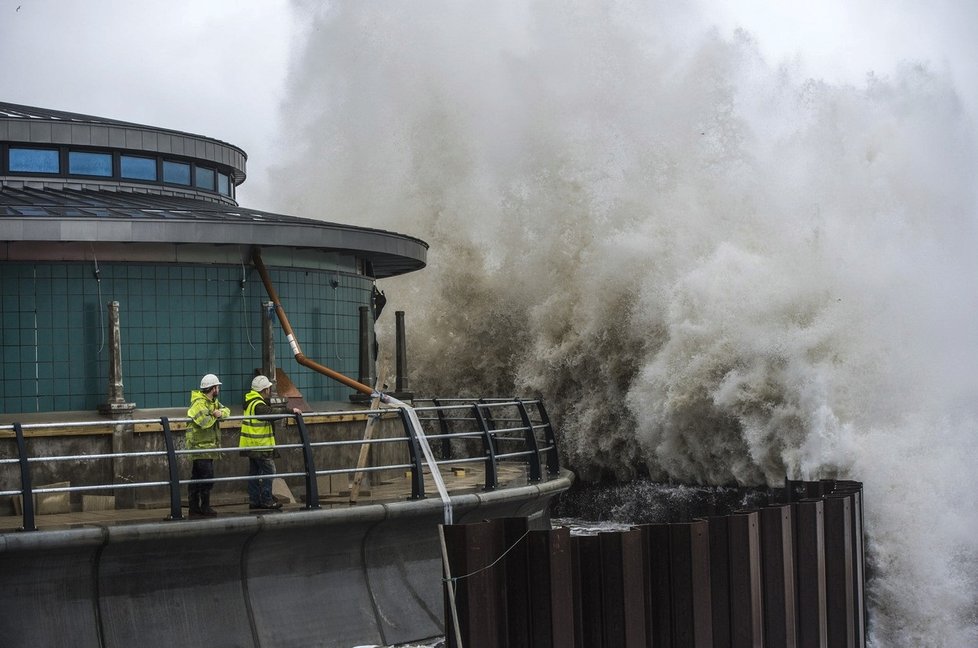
[200,374,222,389]
[251,375,273,392]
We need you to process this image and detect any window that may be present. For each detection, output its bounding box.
[121,155,157,181]
[195,166,215,191]
[9,148,59,173]
[68,151,112,177]
[217,172,230,196]
[162,160,190,185]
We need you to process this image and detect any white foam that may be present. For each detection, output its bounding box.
[272,3,978,645]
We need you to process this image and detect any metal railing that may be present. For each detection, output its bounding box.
[0,398,560,532]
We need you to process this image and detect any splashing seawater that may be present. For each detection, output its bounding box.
[272,3,978,645]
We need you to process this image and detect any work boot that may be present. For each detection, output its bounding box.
[199,492,218,517]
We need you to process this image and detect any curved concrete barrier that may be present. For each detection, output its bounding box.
[0,470,572,648]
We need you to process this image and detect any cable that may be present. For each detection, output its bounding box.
[92,246,105,355]
[241,262,256,350]
[441,529,530,583]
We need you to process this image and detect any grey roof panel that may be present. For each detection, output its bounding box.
[0,186,427,278]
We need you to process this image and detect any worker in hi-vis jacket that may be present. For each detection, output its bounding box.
[240,375,300,510]
[186,373,230,517]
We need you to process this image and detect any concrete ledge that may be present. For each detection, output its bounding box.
[0,470,573,648]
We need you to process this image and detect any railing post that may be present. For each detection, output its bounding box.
[534,400,561,476]
[515,400,542,482]
[398,407,426,499]
[472,404,498,491]
[293,413,320,509]
[432,398,453,460]
[478,398,499,456]
[13,423,36,532]
[160,417,183,521]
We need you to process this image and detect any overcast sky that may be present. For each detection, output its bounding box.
[0,0,294,208]
[1,0,976,211]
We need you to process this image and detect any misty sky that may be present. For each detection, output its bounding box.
[1,0,975,212]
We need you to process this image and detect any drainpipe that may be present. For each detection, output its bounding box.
[250,249,453,523]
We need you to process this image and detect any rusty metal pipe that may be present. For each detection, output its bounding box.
[251,249,374,397]
[252,249,454,524]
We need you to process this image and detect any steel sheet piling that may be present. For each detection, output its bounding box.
[832,482,866,648]
[728,511,764,648]
[793,499,828,648]
[528,527,575,648]
[640,523,673,647]
[573,534,605,647]
[760,505,798,648]
[707,516,732,648]
[669,520,713,648]
[437,479,867,648]
[598,529,647,647]
[503,517,532,648]
[823,494,855,648]
[443,519,506,648]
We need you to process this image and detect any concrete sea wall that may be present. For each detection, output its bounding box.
[0,470,572,648]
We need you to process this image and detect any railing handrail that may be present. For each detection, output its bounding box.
[0,398,561,532]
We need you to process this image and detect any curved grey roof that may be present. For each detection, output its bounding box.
[0,186,427,277]
[0,101,247,184]
[0,103,428,278]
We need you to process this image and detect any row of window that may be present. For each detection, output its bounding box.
[3,146,233,197]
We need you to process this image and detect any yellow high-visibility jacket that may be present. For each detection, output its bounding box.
[186,390,230,459]
[239,389,276,454]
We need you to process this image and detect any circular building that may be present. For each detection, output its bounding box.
[0,102,428,413]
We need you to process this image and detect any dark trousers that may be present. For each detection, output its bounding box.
[189,459,214,509]
[247,456,276,505]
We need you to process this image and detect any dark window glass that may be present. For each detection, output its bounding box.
[195,166,215,190]
[9,148,59,173]
[217,172,230,196]
[121,155,157,181]
[162,160,191,185]
[68,151,112,176]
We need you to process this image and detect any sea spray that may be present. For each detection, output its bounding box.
[271,2,978,645]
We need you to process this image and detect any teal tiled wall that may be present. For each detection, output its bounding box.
[0,262,373,413]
